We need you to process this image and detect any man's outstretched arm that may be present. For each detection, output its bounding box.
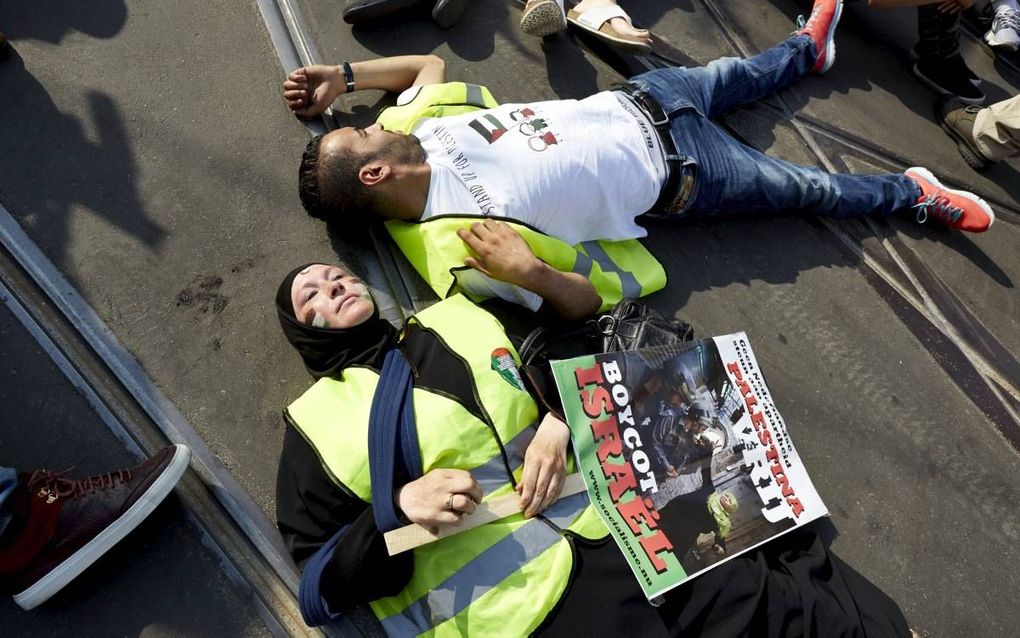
[282,55,447,118]
[457,220,602,322]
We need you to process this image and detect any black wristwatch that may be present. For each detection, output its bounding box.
[342,61,355,93]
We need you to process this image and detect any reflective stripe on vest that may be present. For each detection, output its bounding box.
[579,241,643,299]
[386,216,666,313]
[473,424,535,494]
[286,296,606,636]
[465,83,486,109]
[379,518,563,636]
[539,489,592,530]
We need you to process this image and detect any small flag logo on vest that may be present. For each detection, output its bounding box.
[490,348,525,391]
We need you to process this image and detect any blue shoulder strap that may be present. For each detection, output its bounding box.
[368,349,423,533]
[300,349,422,626]
[298,524,349,626]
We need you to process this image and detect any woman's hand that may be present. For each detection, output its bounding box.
[396,469,483,530]
[517,413,571,518]
[282,65,346,117]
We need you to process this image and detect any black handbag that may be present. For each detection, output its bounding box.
[595,298,693,353]
[518,299,693,418]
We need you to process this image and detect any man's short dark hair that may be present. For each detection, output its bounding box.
[297,134,377,222]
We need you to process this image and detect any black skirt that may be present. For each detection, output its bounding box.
[535,528,909,638]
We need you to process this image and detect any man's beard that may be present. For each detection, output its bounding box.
[387,133,426,166]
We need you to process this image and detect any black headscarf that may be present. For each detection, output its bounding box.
[276,262,398,379]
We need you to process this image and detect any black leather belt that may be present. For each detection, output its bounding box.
[614,82,697,217]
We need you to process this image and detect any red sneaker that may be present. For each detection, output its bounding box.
[796,0,843,75]
[906,167,995,233]
[1,445,191,610]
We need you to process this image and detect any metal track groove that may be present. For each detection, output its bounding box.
[0,204,322,636]
[668,0,1020,448]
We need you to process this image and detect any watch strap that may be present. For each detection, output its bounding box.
[342,61,355,93]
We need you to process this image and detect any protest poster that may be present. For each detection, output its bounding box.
[551,334,827,599]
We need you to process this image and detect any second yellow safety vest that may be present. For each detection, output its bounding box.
[386,215,666,313]
[286,295,607,637]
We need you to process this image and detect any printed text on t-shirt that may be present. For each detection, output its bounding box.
[430,123,500,214]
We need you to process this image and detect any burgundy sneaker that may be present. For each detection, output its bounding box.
[796,0,843,75]
[2,445,190,610]
[906,167,995,233]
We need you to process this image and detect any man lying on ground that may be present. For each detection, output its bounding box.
[284,0,995,320]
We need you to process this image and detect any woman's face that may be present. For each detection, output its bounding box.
[290,264,374,329]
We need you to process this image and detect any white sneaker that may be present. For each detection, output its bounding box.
[985,6,1020,52]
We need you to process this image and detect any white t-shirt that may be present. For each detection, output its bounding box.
[410,90,666,310]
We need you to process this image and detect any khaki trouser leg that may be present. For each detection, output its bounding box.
[973,94,1020,162]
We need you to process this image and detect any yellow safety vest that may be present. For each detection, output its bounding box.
[376,82,667,313]
[386,215,666,313]
[377,82,501,134]
[286,296,607,637]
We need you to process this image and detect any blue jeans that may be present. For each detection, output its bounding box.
[629,36,921,218]
[0,466,17,538]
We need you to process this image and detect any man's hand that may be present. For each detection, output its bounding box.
[517,413,571,518]
[665,464,679,478]
[283,65,345,118]
[456,219,601,320]
[457,220,541,288]
[937,0,974,12]
[283,56,447,118]
[395,469,483,530]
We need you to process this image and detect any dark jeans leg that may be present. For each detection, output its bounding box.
[917,4,961,59]
[0,467,18,539]
[672,111,921,218]
[630,35,918,219]
[631,36,818,119]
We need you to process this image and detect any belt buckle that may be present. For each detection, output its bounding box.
[647,110,669,127]
[632,88,669,127]
[667,169,696,214]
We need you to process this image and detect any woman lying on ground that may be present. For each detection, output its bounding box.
[274,261,913,637]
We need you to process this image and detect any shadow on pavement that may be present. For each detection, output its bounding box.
[642,215,864,310]
[893,217,1014,288]
[0,0,127,43]
[350,2,509,62]
[0,51,165,272]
